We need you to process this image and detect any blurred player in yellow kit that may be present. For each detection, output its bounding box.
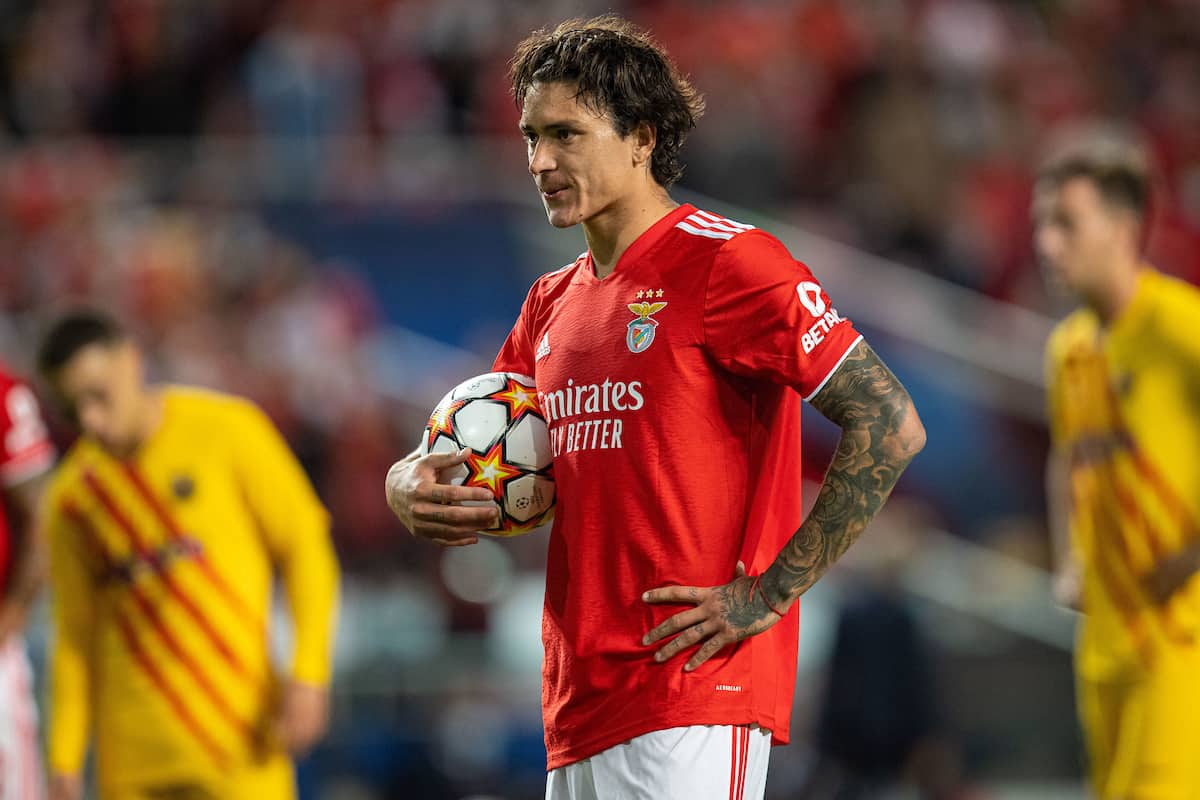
[36,311,340,800]
[1038,133,1200,799]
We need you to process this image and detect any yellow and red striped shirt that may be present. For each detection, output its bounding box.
[44,386,339,791]
[1046,269,1200,680]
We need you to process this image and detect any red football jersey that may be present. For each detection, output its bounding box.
[0,365,54,592]
[493,204,863,769]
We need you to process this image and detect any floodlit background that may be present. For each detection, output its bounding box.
[2,0,1198,797]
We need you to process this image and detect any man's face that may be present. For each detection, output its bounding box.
[519,81,649,228]
[53,341,146,455]
[1033,176,1133,297]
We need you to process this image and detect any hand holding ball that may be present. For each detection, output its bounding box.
[419,372,555,536]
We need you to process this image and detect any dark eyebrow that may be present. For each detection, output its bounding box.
[518,121,577,134]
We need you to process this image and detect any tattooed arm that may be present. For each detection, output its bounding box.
[642,340,925,669]
[759,340,926,608]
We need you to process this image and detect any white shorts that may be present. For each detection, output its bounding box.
[0,635,43,800]
[546,724,771,800]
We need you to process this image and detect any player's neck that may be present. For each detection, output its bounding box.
[583,186,677,279]
[117,387,165,459]
[1089,254,1142,327]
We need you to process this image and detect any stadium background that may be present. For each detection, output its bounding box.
[1,0,1197,797]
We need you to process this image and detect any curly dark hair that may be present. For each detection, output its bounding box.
[510,15,705,187]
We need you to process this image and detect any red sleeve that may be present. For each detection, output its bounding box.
[0,375,54,487]
[703,230,863,400]
[492,281,539,377]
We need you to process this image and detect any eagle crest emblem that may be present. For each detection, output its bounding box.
[626,301,667,354]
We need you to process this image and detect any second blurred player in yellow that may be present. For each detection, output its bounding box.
[1038,134,1200,799]
[36,311,340,800]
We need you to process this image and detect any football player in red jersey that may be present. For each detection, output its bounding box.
[0,363,55,800]
[386,15,925,799]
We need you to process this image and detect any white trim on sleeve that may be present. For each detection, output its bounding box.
[802,334,864,403]
[0,443,54,488]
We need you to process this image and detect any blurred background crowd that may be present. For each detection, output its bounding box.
[1,0,1197,797]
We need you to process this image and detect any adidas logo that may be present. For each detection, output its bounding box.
[535,332,551,362]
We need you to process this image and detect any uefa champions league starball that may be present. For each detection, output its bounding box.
[419,371,555,536]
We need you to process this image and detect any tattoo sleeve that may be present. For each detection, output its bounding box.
[761,339,925,607]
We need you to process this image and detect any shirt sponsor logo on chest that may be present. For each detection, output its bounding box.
[537,378,644,456]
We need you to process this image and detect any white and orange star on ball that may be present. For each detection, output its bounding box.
[492,378,540,419]
[465,441,522,497]
[425,399,463,450]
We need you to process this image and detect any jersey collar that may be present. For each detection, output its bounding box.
[576,203,696,284]
[1106,266,1156,340]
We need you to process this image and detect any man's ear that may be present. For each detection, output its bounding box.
[631,121,657,169]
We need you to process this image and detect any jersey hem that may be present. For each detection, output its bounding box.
[545,711,788,771]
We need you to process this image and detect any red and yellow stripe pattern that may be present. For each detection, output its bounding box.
[59,463,268,770]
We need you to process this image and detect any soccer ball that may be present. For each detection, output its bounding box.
[419,371,555,536]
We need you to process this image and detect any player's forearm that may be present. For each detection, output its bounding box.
[0,525,45,614]
[46,514,97,773]
[1045,448,1083,608]
[282,524,340,685]
[761,343,925,608]
[1045,449,1077,571]
[48,643,91,775]
[2,473,50,609]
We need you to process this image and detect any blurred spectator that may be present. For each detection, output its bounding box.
[806,520,967,800]
[245,0,367,195]
[1,0,1197,290]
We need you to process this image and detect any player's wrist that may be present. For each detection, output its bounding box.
[48,767,83,783]
[0,597,28,626]
[6,573,42,607]
[1184,543,1200,575]
[756,571,795,616]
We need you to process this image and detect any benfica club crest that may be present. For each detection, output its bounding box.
[626,301,667,353]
